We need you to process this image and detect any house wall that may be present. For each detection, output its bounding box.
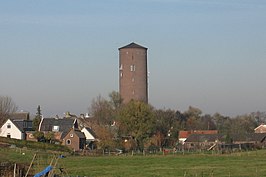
[0,119,24,140]
[26,132,38,142]
[184,142,216,150]
[62,130,81,151]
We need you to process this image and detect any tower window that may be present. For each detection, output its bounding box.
[130,65,135,72]
[119,64,123,70]
[132,78,135,82]
[132,90,135,95]
[120,72,123,78]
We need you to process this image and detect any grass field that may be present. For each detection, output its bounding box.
[1,148,266,177]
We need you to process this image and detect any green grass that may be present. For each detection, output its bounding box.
[58,151,266,177]
[1,146,266,176]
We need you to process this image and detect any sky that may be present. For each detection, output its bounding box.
[0,0,265,117]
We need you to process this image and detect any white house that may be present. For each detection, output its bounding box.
[0,119,33,140]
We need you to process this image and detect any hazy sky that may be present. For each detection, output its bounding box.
[0,0,265,117]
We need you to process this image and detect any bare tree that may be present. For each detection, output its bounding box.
[0,96,17,125]
[89,95,114,125]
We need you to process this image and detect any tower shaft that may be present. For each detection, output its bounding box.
[119,43,148,104]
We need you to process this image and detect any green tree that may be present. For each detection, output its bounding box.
[33,131,45,142]
[183,106,202,130]
[154,109,179,148]
[176,110,186,130]
[44,132,55,143]
[197,114,216,130]
[117,100,156,150]
[33,105,42,130]
[213,113,231,134]
[230,115,257,134]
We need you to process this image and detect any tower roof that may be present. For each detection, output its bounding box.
[119,42,147,50]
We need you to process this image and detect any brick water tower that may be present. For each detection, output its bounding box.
[119,42,148,104]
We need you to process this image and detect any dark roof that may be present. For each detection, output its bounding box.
[11,119,33,132]
[230,133,266,142]
[185,134,225,143]
[10,112,30,120]
[119,42,147,50]
[62,129,86,139]
[39,118,77,132]
[75,130,86,139]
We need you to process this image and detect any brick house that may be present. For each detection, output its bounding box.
[179,130,218,144]
[38,117,78,142]
[184,134,223,150]
[62,128,86,151]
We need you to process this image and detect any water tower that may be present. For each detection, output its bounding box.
[118,42,148,104]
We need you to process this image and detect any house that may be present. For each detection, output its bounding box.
[0,119,33,140]
[178,130,218,144]
[81,127,97,149]
[38,117,78,141]
[62,128,86,151]
[184,134,224,150]
[254,124,266,133]
[227,133,266,149]
[184,133,266,151]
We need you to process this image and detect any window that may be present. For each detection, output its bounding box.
[130,65,135,72]
[66,139,71,145]
[52,126,59,132]
[132,78,135,82]
[70,134,74,138]
[119,64,123,70]
[7,124,11,129]
[7,134,11,138]
[132,90,135,95]
[120,72,123,78]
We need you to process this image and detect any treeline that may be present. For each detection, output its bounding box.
[1,94,266,152]
[87,91,266,151]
